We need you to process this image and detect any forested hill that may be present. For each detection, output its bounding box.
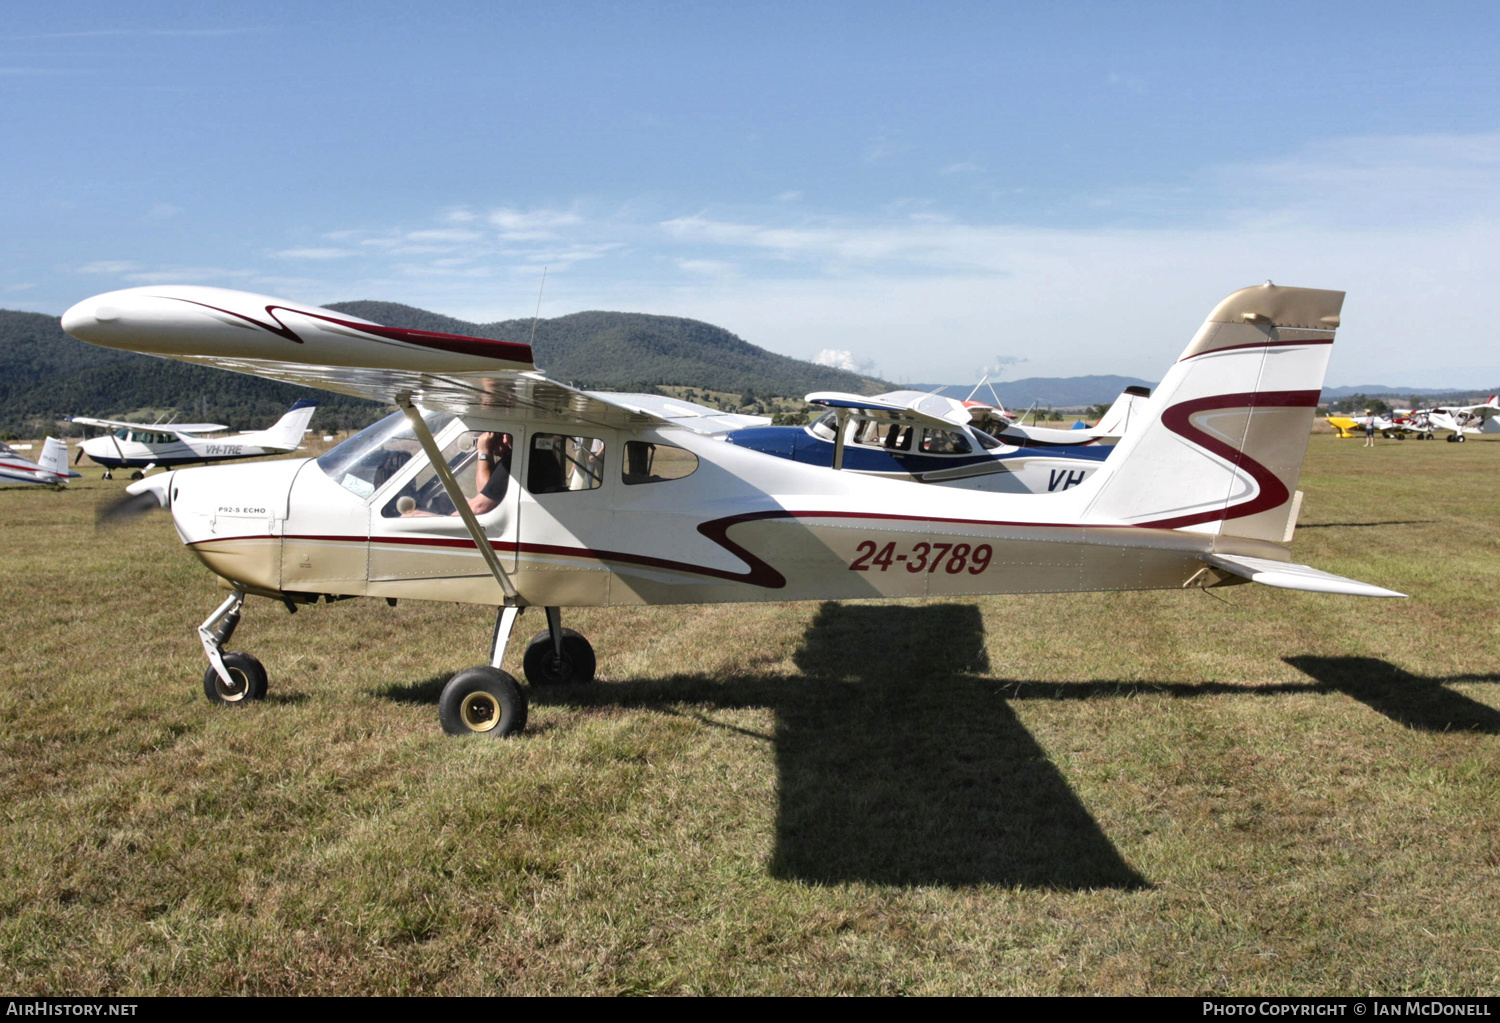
[325,301,885,395]
[0,309,384,437]
[0,302,884,437]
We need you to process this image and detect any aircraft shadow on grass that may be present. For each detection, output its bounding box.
[383,602,1148,890]
[377,612,1500,890]
[1284,656,1500,734]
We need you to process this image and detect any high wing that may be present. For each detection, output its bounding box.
[68,415,229,434]
[588,392,772,434]
[62,286,682,432]
[804,389,974,429]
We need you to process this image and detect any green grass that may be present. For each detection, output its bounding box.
[2,434,1499,994]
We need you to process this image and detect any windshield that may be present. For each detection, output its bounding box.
[316,409,454,499]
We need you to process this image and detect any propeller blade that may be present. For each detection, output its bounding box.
[96,490,164,528]
[73,446,83,465]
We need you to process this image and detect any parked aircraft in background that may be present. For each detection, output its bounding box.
[1325,410,1433,440]
[1422,396,1498,442]
[65,281,1401,738]
[984,386,1152,447]
[0,437,80,486]
[70,399,318,478]
[723,390,1112,494]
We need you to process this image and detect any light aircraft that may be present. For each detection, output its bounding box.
[63,281,1403,738]
[722,390,1113,494]
[0,437,80,486]
[717,385,1151,495]
[1420,396,1498,442]
[975,386,1152,448]
[70,399,319,478]
[1324,410,1433,440]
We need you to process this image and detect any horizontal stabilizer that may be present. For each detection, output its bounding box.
[1202,553,1406,598]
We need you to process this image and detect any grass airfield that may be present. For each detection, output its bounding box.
[1,433,1498,996]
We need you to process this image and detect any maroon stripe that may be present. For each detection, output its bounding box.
[158,297,535,365]
[1135,389,1320,529]
[1178,337,1333,362]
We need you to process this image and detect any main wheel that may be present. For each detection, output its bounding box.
[202,651,268,705]
[522,629,597,686]
[129,470,145,480]
[1457,433,1467,443]
[438,667,528,736]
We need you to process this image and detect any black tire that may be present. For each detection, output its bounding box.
[438,667,527,736]
[522,629,597,686]
[1457,434,1467,443]
[129,470,145,480]
[202,651,268,705]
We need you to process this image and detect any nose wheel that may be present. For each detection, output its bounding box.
[203,652,268,704]
[196,589,268,706]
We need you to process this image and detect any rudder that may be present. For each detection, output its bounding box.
[1081,283,1343,543]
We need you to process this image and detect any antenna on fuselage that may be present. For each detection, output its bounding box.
[528,266,548,348]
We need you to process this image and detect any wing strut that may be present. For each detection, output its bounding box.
[396,394,522,605]
[832,410,850,471]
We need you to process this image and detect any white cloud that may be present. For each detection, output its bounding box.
[940,161,979,176]
[406,228,482,242]
[813,349,875,373]
[676,259,737,278]
[486,206,585,235]
[78,261,141,274]
[275,247,359,260]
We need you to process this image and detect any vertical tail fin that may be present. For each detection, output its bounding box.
[1089,386,1152,440]
[249,399,317,450]
[38,437,76,478]
[1081,283,1343,543]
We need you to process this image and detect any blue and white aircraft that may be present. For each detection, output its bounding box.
[0,438,81,487]
[721,388,1148,494]
[70,399,318,479]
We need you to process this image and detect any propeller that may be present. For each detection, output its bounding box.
[96,472,173,528]
[73,445,83,465]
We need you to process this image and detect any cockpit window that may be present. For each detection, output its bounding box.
[317,409,454,499]
[852,419,912,451]
[920,428,972,455]
[381,430,513,518]
[808,412,837,440]
[973,429,1003,450]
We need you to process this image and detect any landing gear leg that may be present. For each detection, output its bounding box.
[438,603,529,737]
[197,589,267,704]
[522,606,596,686]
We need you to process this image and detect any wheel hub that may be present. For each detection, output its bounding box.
[460,691,502,731]
[215,668,248,702]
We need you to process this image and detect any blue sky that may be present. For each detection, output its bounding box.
[4,1,1500,387]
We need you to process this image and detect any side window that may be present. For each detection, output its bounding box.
[852,420,911,451]
[622,440,699,485]
[381,431,514,518]
[920,429,972,455]
[528,434,604,495]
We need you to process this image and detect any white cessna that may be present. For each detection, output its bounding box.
[64,281,1402,738]
[70,399,318,478]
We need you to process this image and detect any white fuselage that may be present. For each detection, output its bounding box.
[79,428,289,470]
[164,411,1283,611]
